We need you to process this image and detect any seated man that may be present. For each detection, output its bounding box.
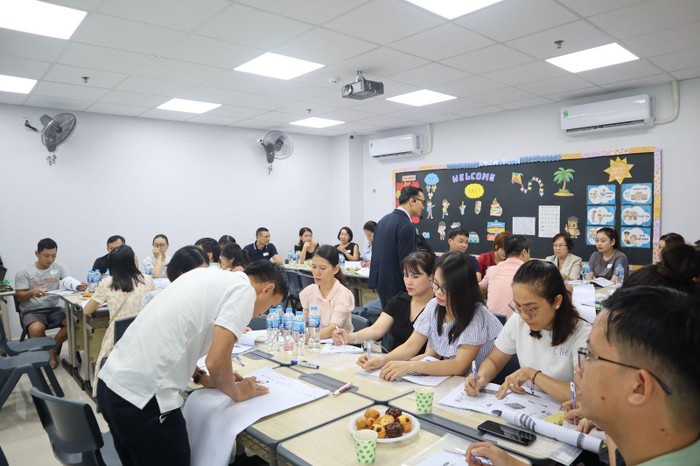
[97,261,288,466]
[447,227,481,281]
[15,238,87,367]
[244,227,282,264]
[479,235,530,318]
[92,234,125,274]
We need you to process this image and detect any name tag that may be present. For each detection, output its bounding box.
[50,269,59,275]
[263,252,269,257]
[606,263,613,269]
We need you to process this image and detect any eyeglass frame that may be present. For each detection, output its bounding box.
[429,276,447,294]
[552,243,568,248]
[507,300,544,318]
[412,197,426,205]
[577,347,673,395]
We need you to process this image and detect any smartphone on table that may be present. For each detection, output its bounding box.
[477,420,536,446]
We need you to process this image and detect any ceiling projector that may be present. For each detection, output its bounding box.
[341,71,384,100]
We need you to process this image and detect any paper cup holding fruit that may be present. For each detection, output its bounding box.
[349,407,420,444]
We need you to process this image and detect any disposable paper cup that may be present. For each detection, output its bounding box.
[353,429,378,464]
[415,386,434,414]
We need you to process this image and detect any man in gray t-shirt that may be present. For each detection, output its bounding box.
[15,238,86,368]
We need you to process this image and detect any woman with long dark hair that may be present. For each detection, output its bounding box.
[84,245,155,394]
[465,260,591,402]
[295,227,318,262]
[220,242,251,272]
[587,227,628,281]
[358,252,502,380]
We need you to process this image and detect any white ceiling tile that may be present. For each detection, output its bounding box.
[670,66,700,80]
[73,14,186,55]
[317,108,373,122]
[590,0,700,40]
[324,0,444,44]
[373,79,421,98]
[507,21,614,59]
[308,90,369,108]
[623,21,700,57]
[292,66,357,90]
[0,55,51,80]
[576,59,665,85]
[99,0,230,32]
[432,76,507,97]
[232,94,297,111]
[0,91,28,105]
[518,75,597,96]
[203,71,282,93]
[601,74,676,91]
[57,43,154,74]
[32,81,107,101]
[649,46,700,72]
[238,0,368,25]
[276,101,340,116]
[161,35,262,69]
[482,61,568,86]
[254,81,333,100]
[274,28,377,64]
[557,0,646,17]
[428,98,486,113]
[197,4,313,49]
[208,105,267,119]
[43,64,127,88]
[24,95,92,112]
[136,58,224,84]
[471,87,538,105]
[86,102,148,116]
[99,90,170,108]
[498,96,554,110]
[230,120,276,130]
[443,45,534,74]
[115,76,192,97]
[253,112,300,123]
[357,114,416,127]
[349,98,407,115]
[455,0,578,42]
[453,106,504,118]
[178,87,248,105]
[139,109,195,121]
[387,63,470,87]
[335,47,430,77]
[546,87,608,102]
[48,0,103,10]
[188,114,242,126]
[388,24,494,61]
[0,29,68,63]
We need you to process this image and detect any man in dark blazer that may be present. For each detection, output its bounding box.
[369,186,426,308]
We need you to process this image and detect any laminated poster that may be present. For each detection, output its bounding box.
[512,217,536,236]
[486,221,506,241]
[621,205,652,227]
[586,206,615,226]
[621,227,651,248]
[621,183,652,205]
[586,185,616,205]
[538,205,560,238]
[585,226,600,246]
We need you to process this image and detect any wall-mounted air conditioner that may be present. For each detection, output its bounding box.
[369,134,422,158]
[560,95,654,136]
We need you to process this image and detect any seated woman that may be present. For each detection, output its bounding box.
[144,234,170,278]
[358,252,502,381]
[623,243,700,293]
[299,245,354,337]
[335,226,360,261]
[333,251,434,352]
[545,232,582,280]
[477,231,511,277]
[220,242,250,272]
[362,220,377,266]
[140,245,210,309]
[195,237,222,269]
[465,260,591,402]
[658,232,685,257]
[218,235,236,250]
[295,227,319,262]
[84,245,155,395]
[587,227,628,282]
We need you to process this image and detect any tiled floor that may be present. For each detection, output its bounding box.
[0,349,108,466]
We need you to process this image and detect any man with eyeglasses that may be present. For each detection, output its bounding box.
[369,186,426,308]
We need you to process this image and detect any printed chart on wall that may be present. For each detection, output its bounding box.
[393,147,661,266]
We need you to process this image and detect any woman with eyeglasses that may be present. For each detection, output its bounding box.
[144,234,170,278]
[545,232,582,280]
[465,260,591,402]
[333,251,434,352]
[357,252,502,381]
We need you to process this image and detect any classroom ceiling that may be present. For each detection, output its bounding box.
[1,0,700,136]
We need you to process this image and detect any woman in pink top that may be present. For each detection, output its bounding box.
[299,245,354,337]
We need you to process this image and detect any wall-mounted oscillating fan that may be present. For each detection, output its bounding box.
[24,113,77,165]
[258,130,294,174]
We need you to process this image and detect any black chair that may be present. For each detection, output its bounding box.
[247,316,267,331]
[0,351,64,410]
[0,444,8,466]
[495,313,508,326]
[297,273,315,289]
[284,270,302,310]
[30,387,121,466]
[351,314,369,331]
[492,354,521,385]
[0,315,56,356]
[113,316,136,344]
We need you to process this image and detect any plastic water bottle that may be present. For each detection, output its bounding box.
[145,261,153,276]
[581,261,590,280]
[338,253,345,269]
[87,270,96,292]
[287,250,293,264]
[282,308,295,354]
[615,263,625,286]
[293,311,306,358]
[294,251,300,264]
[103,268,110,280]
[266,308,280,353]
[308,305,321,351]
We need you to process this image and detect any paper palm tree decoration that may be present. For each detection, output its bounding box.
[553,167,575,197]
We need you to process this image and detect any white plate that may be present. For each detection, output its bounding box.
[348,412,421,444]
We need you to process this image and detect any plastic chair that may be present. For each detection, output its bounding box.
[0,351,64,410]
[298,273,314,289]
[284,270,302,310]
[492,354,521,385]
[0,315,56,356]
[351,314,369,331]
[113,316,136,344]
[30,387,121,466]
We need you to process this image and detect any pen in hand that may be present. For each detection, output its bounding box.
[472,360,479,391]
[234,355,245,366]
[336,325,345,345]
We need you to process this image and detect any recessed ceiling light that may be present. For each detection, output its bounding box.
[289,117,344,128]
[546,43,639,73]
[404,0,504,19]
[0,74,37,94]
[234,52,324,80]
[0,0,87,40]
[157,98,221,114]
[387,89,457,107]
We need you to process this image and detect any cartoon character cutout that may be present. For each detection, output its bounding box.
[441,199,450,218]
[564,216,580,239]
[426,201,434,219]
[437,222,447,241]
[474,200,482,215]
[459,201,466,215]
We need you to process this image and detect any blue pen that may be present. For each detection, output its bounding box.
[234,355,245,366]
[291,360,319,369]
[472,360,478,381]
[365,340,371,361]
[569,381,576,408]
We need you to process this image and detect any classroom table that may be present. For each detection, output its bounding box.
[0,289,15,342]
[284,264,378,307]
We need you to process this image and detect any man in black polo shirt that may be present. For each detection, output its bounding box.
[92,235,125,274]
[244,227,282,264]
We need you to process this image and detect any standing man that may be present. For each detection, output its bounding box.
[15,238,87,368]
[92,235,125,274]
[369,186,426,308]
[97,261,288,466]
[244,227,282,264]
[479,235,530,318]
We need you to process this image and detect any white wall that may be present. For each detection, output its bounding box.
[0,104,338,337]
[360,78,700,246]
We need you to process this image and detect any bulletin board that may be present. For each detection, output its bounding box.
[393,147,661,266]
